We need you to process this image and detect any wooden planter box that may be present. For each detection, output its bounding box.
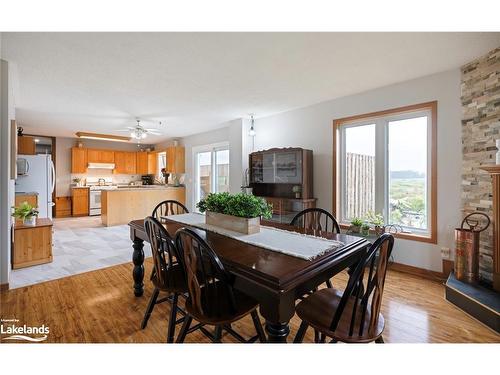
[205,211,260,235]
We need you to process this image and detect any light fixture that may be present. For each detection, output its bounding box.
[34,138,40,143]
[130,120,149,141]
[249,114,256,137]
[76,132,131,143]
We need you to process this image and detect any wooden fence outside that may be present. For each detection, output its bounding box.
[346,152,375,219]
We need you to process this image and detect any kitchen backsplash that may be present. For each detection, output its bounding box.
[71,170,143,186]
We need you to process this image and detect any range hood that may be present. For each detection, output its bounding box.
[87,162,115,169]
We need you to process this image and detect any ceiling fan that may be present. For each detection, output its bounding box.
[117,119,163,142]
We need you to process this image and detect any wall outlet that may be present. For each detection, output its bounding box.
[441,247,451,259]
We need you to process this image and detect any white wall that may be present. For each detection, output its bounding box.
[181,119,245,210]
[0,56,16,286]
[248,69,462,272]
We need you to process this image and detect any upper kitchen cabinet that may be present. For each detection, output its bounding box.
[147,152,157,174]
[166,146,185,174]
[71,147,88,173]
[18,135,36,155]
[87,149,114,163]
[114,151,136,174]
[136,151,157,175]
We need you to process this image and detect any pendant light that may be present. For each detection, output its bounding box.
[249,114,256,136]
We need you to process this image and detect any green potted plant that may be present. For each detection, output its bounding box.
[361,223,370,236]
[350,217,363,233]
[72,177,82,187]
[196,192,272,234]
[12,201,39,226]
[366,211,385,236]
[292,185,302,199]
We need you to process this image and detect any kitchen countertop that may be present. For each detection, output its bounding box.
[109,185,185,191]
[15,191,39,196]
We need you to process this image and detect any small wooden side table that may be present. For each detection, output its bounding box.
[12,218,53,269]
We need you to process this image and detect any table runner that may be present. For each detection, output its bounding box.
[162,213,344,261]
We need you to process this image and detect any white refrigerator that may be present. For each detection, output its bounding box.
[15,154,55,219]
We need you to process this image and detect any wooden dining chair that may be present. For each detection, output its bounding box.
[152,200,189,221]
[293,233,394,344]
[174,227,267,343]
[290,208,340,289]
[140,216,188,343]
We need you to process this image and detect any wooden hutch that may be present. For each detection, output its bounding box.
[249,147,316,224]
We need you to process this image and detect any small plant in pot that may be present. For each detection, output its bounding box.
[366,211,385,236]
[196,192,272,234]
[12,201,39,226]
[350,217,363,233]
[361,223,370,237]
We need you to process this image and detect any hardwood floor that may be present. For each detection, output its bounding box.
[1,259,498,343]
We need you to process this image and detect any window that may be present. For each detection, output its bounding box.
[157,151,166,181]
[194,143,230,211]
[334,102,437,243]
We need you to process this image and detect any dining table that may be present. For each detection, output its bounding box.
[128,217,370,343]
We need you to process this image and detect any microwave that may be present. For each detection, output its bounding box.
[17,158,30,176]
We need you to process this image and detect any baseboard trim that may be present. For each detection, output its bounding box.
[0,283,9,291]
[390,262,444,281]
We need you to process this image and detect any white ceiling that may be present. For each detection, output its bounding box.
[2,32,499,143]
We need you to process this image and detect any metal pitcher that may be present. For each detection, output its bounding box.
[454,212,490,283]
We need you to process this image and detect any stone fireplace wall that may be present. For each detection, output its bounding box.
[461,47,500,284]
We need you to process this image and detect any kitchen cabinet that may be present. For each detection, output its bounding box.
[136,151,157,175]
[87,149,114,163]
[13,218,53,269]
[114,151,136,174]
[166,146,185,174]
[72,187,89,216]
[136,152,148,174]
[71,147,88,173]
[15,193,38,208]
[147,152,158,174]
[18,135,36,155]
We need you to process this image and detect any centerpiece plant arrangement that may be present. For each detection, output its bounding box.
[196,192,272,234]
[12,201,39,226]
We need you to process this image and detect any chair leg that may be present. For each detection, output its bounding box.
[141,287,160,329]
[213,325,223,343]
[166,293,179,343]
[314,329,320,343]
[325,279,333,288]
[176,315,192,343]
[250,310,267,343]
[375,336,384,343]
[293,321,309,343]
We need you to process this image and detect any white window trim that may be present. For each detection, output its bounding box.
[192,141,229,211]
[338,109,432,236]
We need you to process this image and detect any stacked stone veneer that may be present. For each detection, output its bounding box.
[461,47,500,284]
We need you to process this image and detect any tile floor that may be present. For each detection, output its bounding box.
[10,216,151,289]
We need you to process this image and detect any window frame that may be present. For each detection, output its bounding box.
[192,142,230,211]
[333,101,437,244]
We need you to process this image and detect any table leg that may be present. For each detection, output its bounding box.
[265,321,290,343]
[132,238,145,297]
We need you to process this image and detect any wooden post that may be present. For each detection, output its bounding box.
[480,166,500,291]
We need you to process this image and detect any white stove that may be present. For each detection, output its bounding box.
[86,177,118,215]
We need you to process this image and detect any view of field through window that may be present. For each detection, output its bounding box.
[343,115,428,232]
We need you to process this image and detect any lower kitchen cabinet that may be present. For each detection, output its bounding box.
[13,218,53,269]
[72,187,89,216]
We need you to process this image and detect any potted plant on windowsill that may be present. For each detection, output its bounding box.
[196,192,272,234]
[350,217,363,233]
[12,201,39,226]
[361,223,370,237]
[366,211,385,236]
